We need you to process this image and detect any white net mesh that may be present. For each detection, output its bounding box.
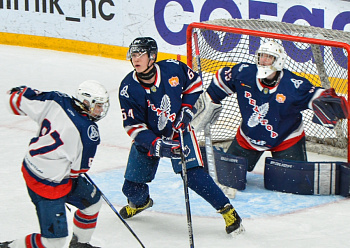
[188,18,349,158]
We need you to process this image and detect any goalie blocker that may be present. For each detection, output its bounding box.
[200,147,247,190]
[264,157,350,197]
[312,88,349,129]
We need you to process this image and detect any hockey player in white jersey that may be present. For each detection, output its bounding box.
[1,80,109,248]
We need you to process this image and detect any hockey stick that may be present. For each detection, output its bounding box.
[178,128,195,248]
[83,173,146,248]
[193,32,236,199]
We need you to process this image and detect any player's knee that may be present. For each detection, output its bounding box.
[80,198,102,216]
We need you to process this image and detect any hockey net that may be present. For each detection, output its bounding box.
[186,19,350,160]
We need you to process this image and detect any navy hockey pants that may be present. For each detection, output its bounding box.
[226,136,307,172]
[27,176,101,238]
[122,129,230,210]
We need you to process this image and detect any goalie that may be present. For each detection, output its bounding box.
[193,40,349,174]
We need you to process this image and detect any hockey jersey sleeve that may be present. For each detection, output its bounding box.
[178,61,203,108]
[7,86,65,122]
[206,66,238,104]
[119,82,158,151]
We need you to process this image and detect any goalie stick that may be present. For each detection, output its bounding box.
[193,32,237,199]
[83,173,146,248]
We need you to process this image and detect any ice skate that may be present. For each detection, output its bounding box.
[219,203,245,235]
[69,234,100,248]
[0,241,13,248]
[119,197,153,219]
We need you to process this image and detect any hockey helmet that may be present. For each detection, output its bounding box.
[74,80,110,122]
[255,40,286,79]
[126,37,158,61]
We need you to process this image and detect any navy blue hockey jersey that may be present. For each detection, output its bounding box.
[207,63,324,151]
[119,59,202,150]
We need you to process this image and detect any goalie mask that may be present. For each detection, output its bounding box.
[74,80,110,122]
[255,41,287,80]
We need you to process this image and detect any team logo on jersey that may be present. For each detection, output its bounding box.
[291,78,303,89]
[276,94,286,103]
[168,76,179,87]
[120,85,129,98]
[263,88,269,94]
[151,85,157,92]
[245,91,278,138]
[238,64,249,72]
[87,125,100,141]
[147,95,176,131]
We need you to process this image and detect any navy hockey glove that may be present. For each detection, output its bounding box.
[173,106,196,132]
[149,138,181,158]
[312,88,349,129]
[8,85,27,94]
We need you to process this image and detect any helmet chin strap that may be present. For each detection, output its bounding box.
[137,64,156,80]
[133,57,156,81]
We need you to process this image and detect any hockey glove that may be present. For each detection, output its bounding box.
[192,92,222,131]
[312,88,349,129]
[173,106,196,132]
[149,138,181,158]
[8,85,27,94]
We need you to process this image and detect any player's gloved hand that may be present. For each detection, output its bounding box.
[148,138,181,158]
[173,106,196,132]
[7,86,27,94]
[312,88,349,129]
[192,92,222,131]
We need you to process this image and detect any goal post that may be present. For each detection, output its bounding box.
[186,19,350,161]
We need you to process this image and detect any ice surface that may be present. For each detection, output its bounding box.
[0,45,349,248]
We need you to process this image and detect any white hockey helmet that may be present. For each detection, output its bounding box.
[75,80,110,121]
[255,40,287,79]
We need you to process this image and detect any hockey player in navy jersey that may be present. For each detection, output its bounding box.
[118,37,244,234]
[1,81,109,248]
[196,40,348,173]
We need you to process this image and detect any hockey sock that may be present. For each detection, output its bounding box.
[186,167,230,210]
[122,179,150,206]
[73,199,102,243]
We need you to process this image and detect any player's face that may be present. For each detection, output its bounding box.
[91,103,104,118]
[131,52,152,73]
[259,53,275,66]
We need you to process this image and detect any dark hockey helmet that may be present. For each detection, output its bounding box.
[126,37,158,61]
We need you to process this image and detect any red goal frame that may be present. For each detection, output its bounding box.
[186,21,350,161]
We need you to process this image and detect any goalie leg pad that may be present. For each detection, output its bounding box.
[264,158,344,195]
[340,163,350,197]
[201,147,248,190]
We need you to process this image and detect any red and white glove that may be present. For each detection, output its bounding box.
[312,88,349,129]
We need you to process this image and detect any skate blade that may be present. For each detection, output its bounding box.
[230,224,245,237]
